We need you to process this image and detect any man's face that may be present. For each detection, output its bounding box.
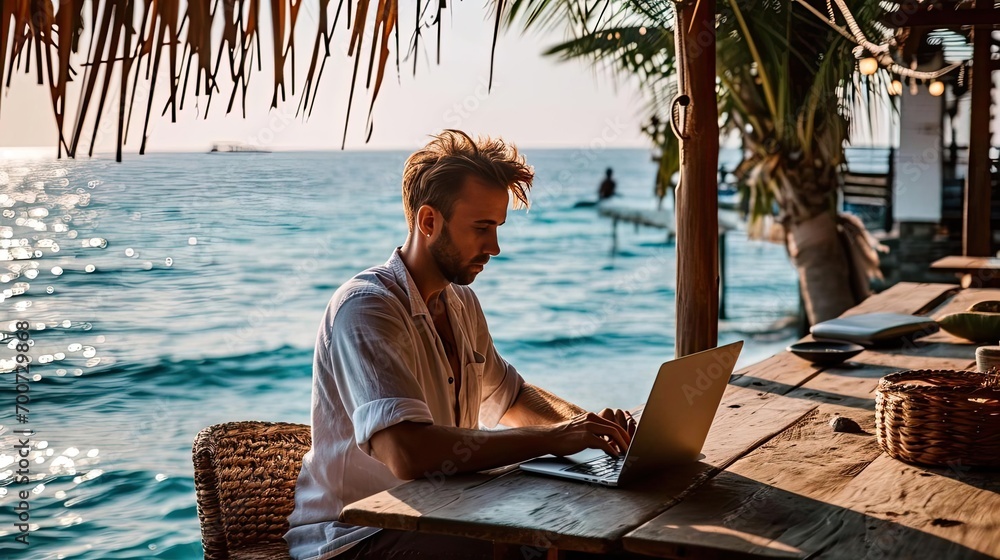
[429,176,508,285]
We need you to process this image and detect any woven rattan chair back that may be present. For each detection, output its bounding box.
[193,421,311,559]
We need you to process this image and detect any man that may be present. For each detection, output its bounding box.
[598,167,617,200]
[285,130,636,560]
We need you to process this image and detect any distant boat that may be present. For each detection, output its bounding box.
[208,142,270,154]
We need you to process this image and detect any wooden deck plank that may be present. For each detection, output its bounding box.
[925,287,1000,315]
[929,258,1000,288]
[416,462,712,553]
[626,450,1000,560]
[338,473,496,532]
[729,351,825,396]
[931,256,1000,273]
[785,354,976,411]
[623,403,884,558]
[701,384,818,469]
[840,282,958,317]
[810,454,1000,559]
[861,338,981,363]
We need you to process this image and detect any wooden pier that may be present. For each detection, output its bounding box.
[597,199,744,247]
[596,199,747,320]
[597,201,677,246]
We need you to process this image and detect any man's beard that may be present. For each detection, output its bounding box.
[429,223,484,285]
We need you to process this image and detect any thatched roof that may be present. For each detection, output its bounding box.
[1,0,499,160]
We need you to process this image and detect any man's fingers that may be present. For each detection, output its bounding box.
[586,418,629,453]
[589,413,629,441]
[576,412,630,452]
[615,409,632,437]
[591,433,619,457]
[593,411,632,446]
[625,411,637,437]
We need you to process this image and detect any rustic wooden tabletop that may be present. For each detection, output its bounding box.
[931,257,1000,288]
[341,283,1000,559]
[931,256,1000,273]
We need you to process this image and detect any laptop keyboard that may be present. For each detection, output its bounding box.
[566,454,625,478]
[564,410,638,479]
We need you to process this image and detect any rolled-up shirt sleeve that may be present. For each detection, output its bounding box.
[327,291,434,454]
[352,397,433,452]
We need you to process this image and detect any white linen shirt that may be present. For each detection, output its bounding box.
[283,247,525,560]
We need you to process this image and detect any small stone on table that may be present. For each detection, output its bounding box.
[829,415,863,433]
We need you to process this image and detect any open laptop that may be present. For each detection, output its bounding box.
[519,340,743,487]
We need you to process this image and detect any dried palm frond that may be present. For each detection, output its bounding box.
[0,0,465,160]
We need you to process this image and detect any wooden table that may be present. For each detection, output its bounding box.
[341,283,1000,559]
[931,256,1000,288]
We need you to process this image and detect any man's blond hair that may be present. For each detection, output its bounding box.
[402,130,533,230]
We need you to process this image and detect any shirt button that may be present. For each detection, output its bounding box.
[448,377,454,384]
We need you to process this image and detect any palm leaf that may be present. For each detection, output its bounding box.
[0,0,450,160]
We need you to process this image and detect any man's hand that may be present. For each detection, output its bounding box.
[547,412,632,457]
[597,408,637,439]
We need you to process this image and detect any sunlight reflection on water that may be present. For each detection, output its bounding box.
[1,160,130,557]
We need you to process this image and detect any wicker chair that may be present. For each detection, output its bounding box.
[193,421,311,560]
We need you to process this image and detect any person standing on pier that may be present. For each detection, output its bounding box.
[598,167,617,200]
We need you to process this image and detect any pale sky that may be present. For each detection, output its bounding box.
[0,4,650,153]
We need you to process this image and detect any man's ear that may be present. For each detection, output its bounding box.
[416,205,437,237]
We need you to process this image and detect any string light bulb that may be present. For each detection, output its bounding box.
[928,80,945,96]
[859,57,878,76]
[889,80,903,95]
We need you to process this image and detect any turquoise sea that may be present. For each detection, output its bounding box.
[0,148,800,559]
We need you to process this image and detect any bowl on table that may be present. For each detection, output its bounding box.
[787,341,865,366]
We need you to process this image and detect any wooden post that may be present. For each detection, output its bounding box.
[612,217,619,255]
[964,0,993,257]
[718,229,727,320]
[886,146,895,232]
[673,0,720,356]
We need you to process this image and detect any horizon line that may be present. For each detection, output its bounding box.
[1,144,658,155]
[1,142,898,158]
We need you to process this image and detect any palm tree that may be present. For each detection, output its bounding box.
[505,0,888,323]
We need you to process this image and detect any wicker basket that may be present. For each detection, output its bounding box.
[875,370,1000,467]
